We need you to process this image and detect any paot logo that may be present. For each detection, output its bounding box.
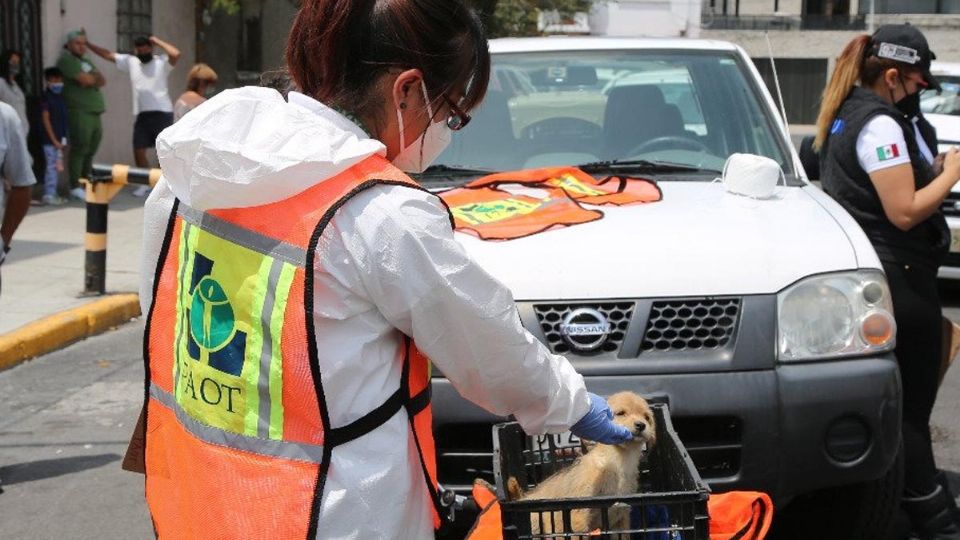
[184,253,247,377]
[189,277,235,352]
[451,198,542,226]
[559,308,612,352]
[876,144,900,161]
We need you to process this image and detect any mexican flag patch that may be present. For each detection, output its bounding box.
[876,144,900,161]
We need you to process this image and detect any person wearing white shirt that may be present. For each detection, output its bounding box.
[87,35,180,197]
[816,25,960,539]
[0,101,37,296]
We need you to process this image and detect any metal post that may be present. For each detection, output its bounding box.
[868,0,875,33]
[82,163,161,295]
[84,194,109,295]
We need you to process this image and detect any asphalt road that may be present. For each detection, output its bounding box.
[3,285,960,539]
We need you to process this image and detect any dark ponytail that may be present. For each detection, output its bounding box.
[286,0,490,124]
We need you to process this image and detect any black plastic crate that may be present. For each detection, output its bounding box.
[493,403,710,539]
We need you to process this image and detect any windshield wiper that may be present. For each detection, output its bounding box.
[419,164,497,176]
[576,159,720,175]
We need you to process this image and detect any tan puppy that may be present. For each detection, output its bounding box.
[506,392,656,538]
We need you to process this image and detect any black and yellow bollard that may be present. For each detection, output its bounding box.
[81,164,162,295]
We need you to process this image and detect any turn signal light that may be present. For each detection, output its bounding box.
[861,311,894,347]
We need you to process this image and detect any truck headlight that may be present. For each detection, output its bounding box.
[777,270,895,361]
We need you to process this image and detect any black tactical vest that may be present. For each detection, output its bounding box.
[820,87,948,270]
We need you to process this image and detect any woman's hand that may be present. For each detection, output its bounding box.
[944,147,960,184]
[933,152,946,177]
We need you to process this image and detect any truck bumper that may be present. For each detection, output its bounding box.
[431,354,900,503]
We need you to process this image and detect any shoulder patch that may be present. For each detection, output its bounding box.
[830,118,845,135]
[876,144,900,161]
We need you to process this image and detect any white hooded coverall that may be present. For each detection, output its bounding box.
[140,87,589,539]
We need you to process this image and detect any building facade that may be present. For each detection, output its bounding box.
[0,0,196,168]
[701,0,960,124]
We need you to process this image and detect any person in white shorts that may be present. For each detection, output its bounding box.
[87,35,180,197]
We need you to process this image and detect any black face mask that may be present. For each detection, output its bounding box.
[892,73,922,117]
[137,53,153,64]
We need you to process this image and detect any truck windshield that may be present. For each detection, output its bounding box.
[921,77,960,116]
[432,49,795,181]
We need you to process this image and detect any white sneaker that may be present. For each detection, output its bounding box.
[69,187,86,201]
[132,185,151,198]
[41,194,63,205]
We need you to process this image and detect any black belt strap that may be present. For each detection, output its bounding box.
[326,388,404,447]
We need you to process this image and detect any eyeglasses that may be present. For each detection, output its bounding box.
[443,95,471,131]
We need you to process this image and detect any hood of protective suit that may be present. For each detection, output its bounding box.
[156,87,385,210]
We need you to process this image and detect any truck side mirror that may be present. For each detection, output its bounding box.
[798,135,820,181]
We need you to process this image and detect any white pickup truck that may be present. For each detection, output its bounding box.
[422,37,902,539]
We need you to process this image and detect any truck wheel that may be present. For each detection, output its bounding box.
[771,443,904,540]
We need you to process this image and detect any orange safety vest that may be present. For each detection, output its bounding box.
[440,167,662,241]
[142,155,445,539]
[441,185,602,241]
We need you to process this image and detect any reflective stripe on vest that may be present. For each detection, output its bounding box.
[143,155,448,539]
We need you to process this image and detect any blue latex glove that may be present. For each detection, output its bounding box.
[570,392,634,444]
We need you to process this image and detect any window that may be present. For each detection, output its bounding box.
[117,0,152,52]
[858,0,960,14]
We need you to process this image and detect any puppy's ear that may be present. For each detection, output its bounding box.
[506,476,524,501]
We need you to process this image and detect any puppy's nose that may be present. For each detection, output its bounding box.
[635,421,646,432]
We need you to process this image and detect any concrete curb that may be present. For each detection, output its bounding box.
[0,293,141,371]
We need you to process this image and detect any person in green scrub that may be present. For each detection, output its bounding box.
[56,29,105,201]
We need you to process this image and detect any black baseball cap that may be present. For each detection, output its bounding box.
[869,23,940,91]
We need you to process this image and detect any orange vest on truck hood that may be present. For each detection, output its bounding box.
[440,167,662,241]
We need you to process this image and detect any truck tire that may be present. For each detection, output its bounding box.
[771,443,904,540]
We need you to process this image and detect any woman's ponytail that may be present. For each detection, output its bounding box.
[813,35,871,151]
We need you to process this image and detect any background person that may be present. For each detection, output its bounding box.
[56,29,105,202]
[173,63,217,122]
[815,24,960,539]
[0,50,28,139]
[136,0,631,537]
[86,35,179,197]
[39,67,68,205]
[0,101,37,296]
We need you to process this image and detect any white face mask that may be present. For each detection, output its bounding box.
[392,81,452,174]
[721,153,784,199]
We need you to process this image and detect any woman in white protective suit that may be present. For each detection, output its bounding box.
[136,0,632,539]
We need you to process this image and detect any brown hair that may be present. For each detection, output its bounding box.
[285,0,490,130]
[186,63,218,92]
[813,35,920,150]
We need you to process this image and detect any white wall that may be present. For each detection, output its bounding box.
[41,0,195,167]
[590,0,703,38]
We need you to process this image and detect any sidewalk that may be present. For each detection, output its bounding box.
[0,187,147,337]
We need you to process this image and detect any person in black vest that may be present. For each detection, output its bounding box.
[815,24,960,539]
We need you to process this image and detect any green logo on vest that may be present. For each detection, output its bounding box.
[189,276,236,352]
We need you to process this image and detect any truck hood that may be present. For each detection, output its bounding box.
[454,182,858,299]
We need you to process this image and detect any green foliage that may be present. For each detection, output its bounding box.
[210,0,241,16]
[490,0,539,37]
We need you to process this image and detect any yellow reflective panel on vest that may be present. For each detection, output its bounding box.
[172,222,294,439]
[545,173,606,197]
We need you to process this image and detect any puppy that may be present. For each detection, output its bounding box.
[507,391,656,538]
